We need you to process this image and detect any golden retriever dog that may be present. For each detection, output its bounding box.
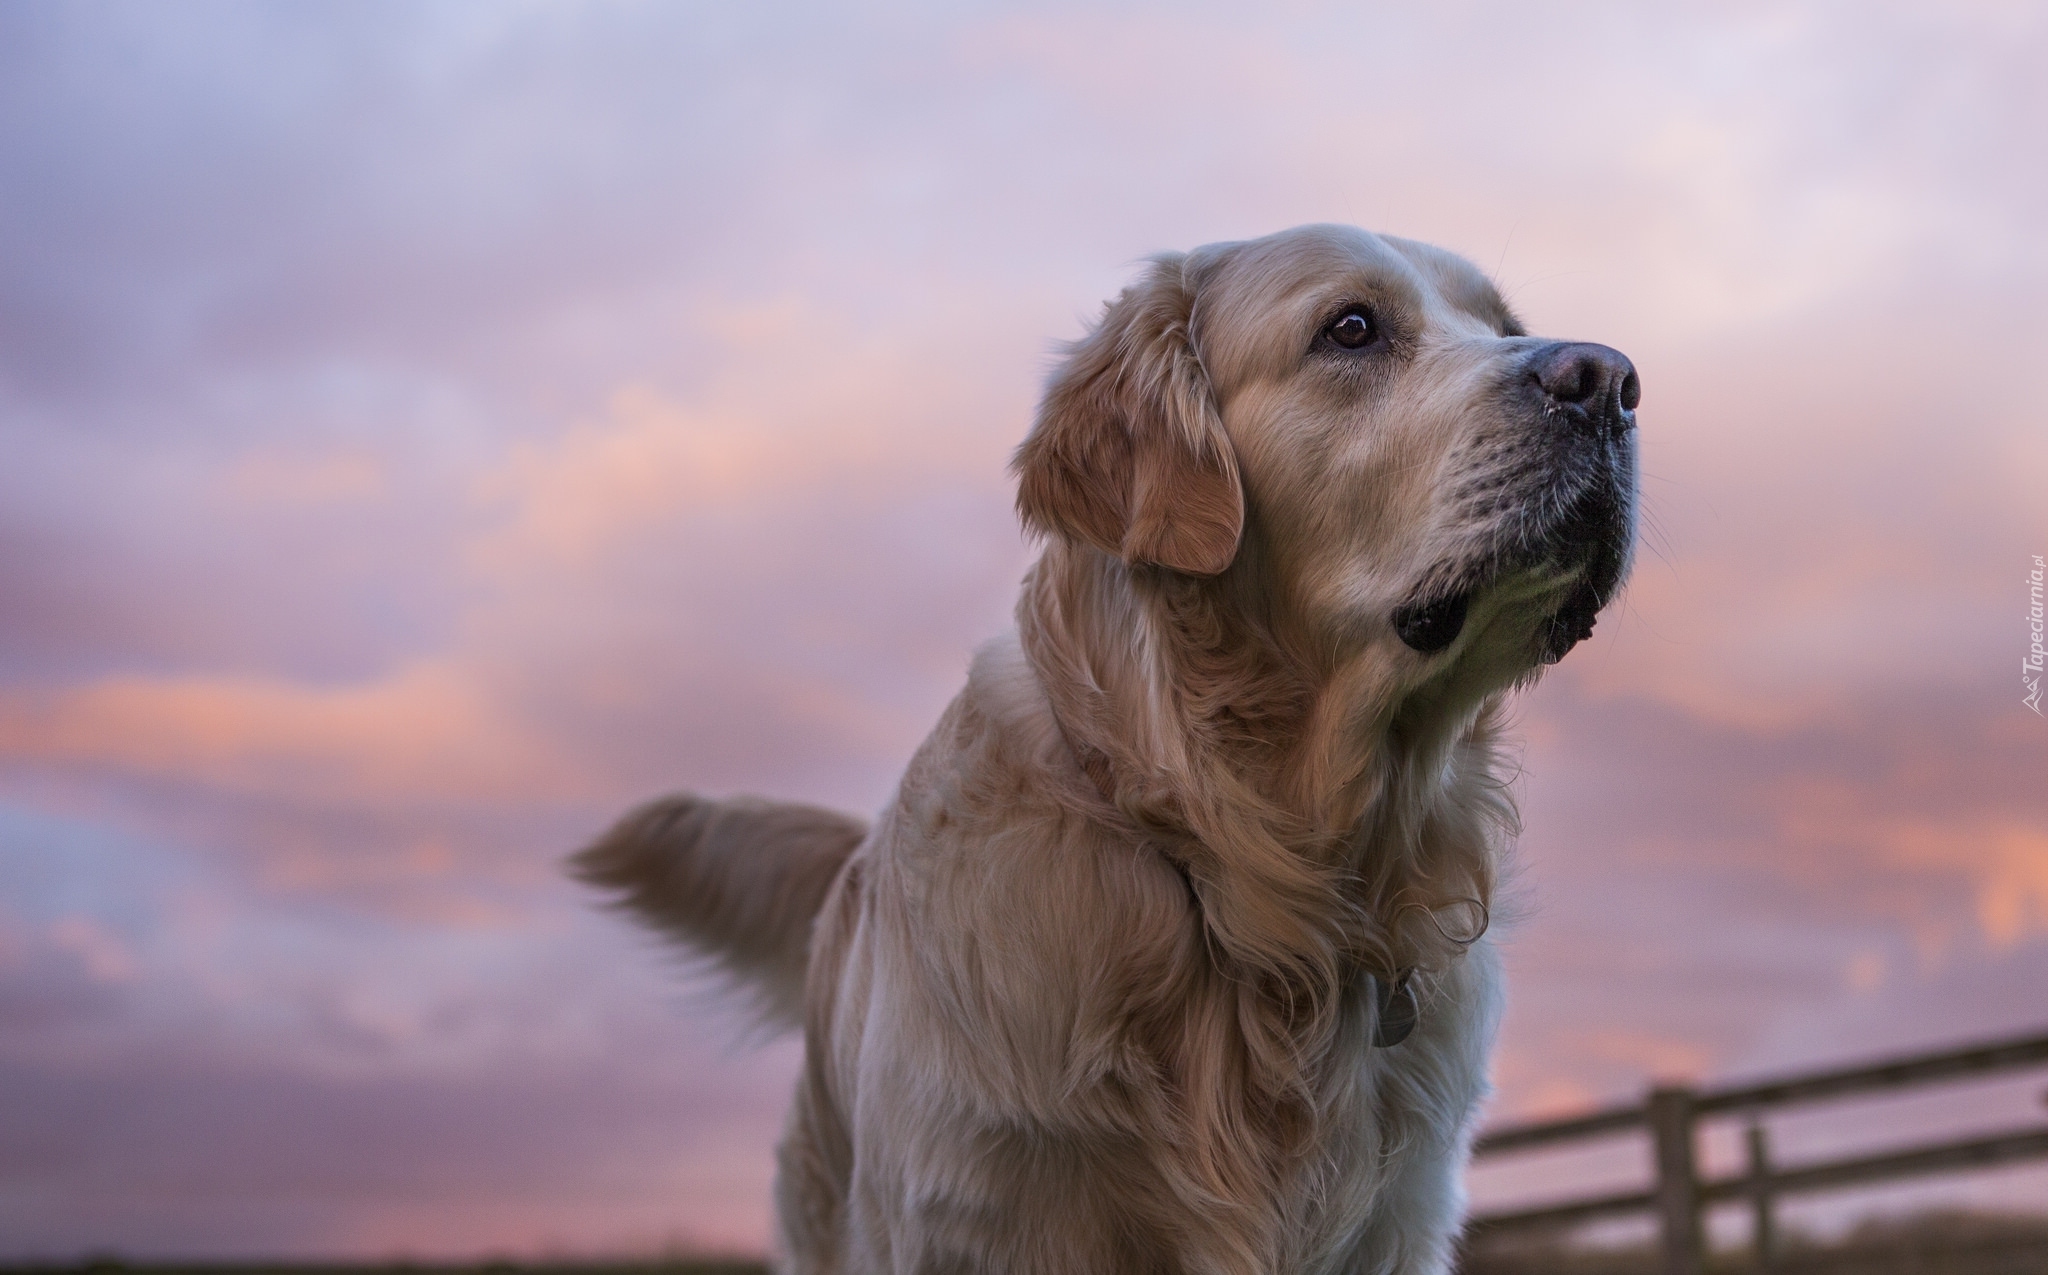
[574,224,1639,1274]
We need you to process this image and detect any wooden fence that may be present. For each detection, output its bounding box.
[1464,1026,2048,1274]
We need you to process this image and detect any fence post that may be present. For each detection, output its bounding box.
[1746,1115,1777,1271]
[1647,1085,1704,1275]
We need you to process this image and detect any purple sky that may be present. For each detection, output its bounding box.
[1,0,2044,1259]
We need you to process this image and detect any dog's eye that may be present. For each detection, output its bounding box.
[1325,307,1377,350]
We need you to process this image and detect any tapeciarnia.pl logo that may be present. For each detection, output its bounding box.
[2027,554,2045,716]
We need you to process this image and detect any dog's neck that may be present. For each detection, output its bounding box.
[1017,541,1508,987]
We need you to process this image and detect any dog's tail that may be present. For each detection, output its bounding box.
[570,793,867,1030]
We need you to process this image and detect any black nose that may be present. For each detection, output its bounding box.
[1529,342,1639,435]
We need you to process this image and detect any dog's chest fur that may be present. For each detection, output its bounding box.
[798,637,1499,1275]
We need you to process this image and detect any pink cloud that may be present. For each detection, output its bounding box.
[0,663,584,805]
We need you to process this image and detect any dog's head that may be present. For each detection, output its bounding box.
[1015,224,1638,700]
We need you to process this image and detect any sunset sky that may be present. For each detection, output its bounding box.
[2,0,2044,1260]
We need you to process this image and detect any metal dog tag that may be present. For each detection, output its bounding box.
[1373,971,1418,1048]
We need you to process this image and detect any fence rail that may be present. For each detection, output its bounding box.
[1464,1026,2048,1275]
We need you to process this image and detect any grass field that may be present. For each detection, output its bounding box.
[9,1212,2046,1275]
[0,1264,770,1275]
[1462,1209,2048,1274]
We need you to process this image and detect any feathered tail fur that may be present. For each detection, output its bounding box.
[569,794,867,1029]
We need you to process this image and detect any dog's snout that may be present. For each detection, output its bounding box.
[1530,342,1639,434]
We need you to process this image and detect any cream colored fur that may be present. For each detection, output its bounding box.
[574,224,1638,1274]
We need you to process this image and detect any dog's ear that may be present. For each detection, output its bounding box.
[1012,254,1244,576]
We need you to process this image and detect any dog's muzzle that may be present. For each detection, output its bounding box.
[1394,341,1640,661]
